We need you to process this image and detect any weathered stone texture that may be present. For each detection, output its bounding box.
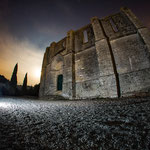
[91,17,105,41]
[120,68,150,96]
[74,24,95,53]
[120,7,144,29]
[101,13,137,40]
[111,34,150,74]
[138,28,150,52]
[39,8,150,99]
[75,47,99,82]
[95,39,114,76]
[63,53,73,98]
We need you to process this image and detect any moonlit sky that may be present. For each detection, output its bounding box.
[0,0,150,86]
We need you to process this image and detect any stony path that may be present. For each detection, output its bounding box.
[0,97,150,150]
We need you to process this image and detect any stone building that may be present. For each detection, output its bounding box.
[39,7,150,99]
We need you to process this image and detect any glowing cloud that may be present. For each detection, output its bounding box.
[0,30,44,86]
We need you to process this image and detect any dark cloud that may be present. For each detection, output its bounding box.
[1,0,150,48]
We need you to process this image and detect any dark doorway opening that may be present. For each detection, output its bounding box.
[57,74,63,91]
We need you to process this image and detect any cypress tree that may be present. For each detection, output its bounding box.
[22,73,27,95]
[10,63,18,88]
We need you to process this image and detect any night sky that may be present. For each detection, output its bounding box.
[0,0,150,85]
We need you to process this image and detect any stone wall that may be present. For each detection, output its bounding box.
[39,7,150,99]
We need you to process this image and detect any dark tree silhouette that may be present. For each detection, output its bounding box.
[22,73,27,95]
[10,63,18,88]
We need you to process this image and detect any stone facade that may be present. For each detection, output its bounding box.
[39,7,150,99]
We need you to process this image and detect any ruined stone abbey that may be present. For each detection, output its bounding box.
[39,7,150,99]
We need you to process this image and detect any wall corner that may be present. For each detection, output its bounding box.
[120,7,145,29]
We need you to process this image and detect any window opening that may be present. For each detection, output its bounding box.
[63,41,66,48]
[110,18,118,32]
[83,30,88,43]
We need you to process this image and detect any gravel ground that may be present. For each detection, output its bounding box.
[0,97,150,150]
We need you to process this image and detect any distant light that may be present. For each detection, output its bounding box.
[35,68,41,78]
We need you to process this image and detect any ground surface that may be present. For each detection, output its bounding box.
[0,97,150,150]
